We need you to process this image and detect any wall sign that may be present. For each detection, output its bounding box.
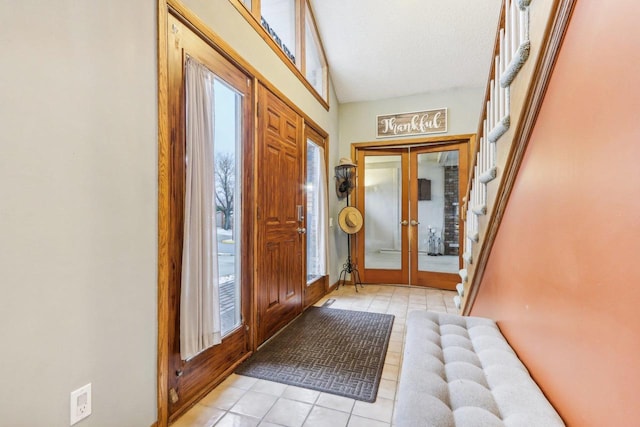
[377,108,447,138]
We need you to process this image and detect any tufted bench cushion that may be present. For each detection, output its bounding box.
[395,310,564,426]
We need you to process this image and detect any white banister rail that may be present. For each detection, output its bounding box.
[457,0,577,314]
[457,0,534,310]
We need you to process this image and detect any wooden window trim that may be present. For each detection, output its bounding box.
[304,1,328,99]
[229,0,330,110]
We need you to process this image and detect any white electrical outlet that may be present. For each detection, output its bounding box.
[70,383,92,425]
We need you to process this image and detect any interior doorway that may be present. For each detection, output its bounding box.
[354,139,469,290]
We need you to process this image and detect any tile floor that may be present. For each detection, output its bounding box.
[173,284,458,427]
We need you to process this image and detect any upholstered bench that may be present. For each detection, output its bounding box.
[395,310,564,426]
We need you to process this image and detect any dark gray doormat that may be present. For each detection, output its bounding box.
[236,307,394,402]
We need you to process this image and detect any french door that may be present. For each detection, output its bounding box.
[354,143,468,289]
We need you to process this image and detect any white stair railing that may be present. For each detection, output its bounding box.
[457,0,533,310]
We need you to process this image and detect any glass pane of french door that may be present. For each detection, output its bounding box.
[213,78,243,337]
[364,155,403,270]
[415,150,460,274]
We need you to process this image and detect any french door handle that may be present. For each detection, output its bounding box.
[410,220,420,226]
[400,220,408,226]
[297,227,306,234]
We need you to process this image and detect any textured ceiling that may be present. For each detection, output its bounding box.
[309,0,502,104]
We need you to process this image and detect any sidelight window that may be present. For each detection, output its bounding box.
[306,139,327,284]
[213,79,243,337]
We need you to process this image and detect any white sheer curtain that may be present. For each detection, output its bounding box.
[181,57,222,361]
[317,147,328,275]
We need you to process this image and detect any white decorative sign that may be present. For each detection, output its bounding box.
[377,108,448,138]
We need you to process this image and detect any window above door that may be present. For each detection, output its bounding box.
[230,0,329,108]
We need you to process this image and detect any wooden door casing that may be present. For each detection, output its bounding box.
[256,84,303,345]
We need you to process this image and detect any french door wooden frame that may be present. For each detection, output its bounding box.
[352,135,473,290]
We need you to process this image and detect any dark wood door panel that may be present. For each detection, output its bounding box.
[256,84,303,345]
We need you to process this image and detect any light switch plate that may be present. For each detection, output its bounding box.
[70,383,92,425]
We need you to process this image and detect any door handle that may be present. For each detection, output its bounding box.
[400,220,408,226]
[410,220,420,226]
[297,227,306,234]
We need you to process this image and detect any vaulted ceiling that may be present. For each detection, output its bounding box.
[309,0,502,104]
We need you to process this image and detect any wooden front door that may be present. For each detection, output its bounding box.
[256,84,304,344]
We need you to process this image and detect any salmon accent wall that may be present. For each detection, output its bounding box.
[470,1,640,426]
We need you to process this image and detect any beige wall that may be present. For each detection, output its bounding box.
[338,87,484,152]
[0,0,340,425]
[332,88,484,280]
[0,1,157,426]
[470,1,640,425]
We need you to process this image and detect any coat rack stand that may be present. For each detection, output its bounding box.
[338,193,363,291]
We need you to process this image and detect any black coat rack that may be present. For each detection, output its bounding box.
[335,161,363,291]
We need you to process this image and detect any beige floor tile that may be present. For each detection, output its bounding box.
[386,308,407,317]
[263,398,312,427]
[387,340,403,353]
[230,391,278,418]
[171,404,225,427]
[351,397,394,423]
[389,331,403,342]
[314,393,355,413]
[391,322,404,332]
[250,379,288,396]
[351,300,372,309]
[428,305,447,313]
[347,415,390,427]
[384,351,401,366]
[282,385,320,404]
[377,379,397,400]
[381,364,399,381]
[216,412,260,427]
[302,406,350,427]
[222,374,260,390]
[199,386,247,411]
